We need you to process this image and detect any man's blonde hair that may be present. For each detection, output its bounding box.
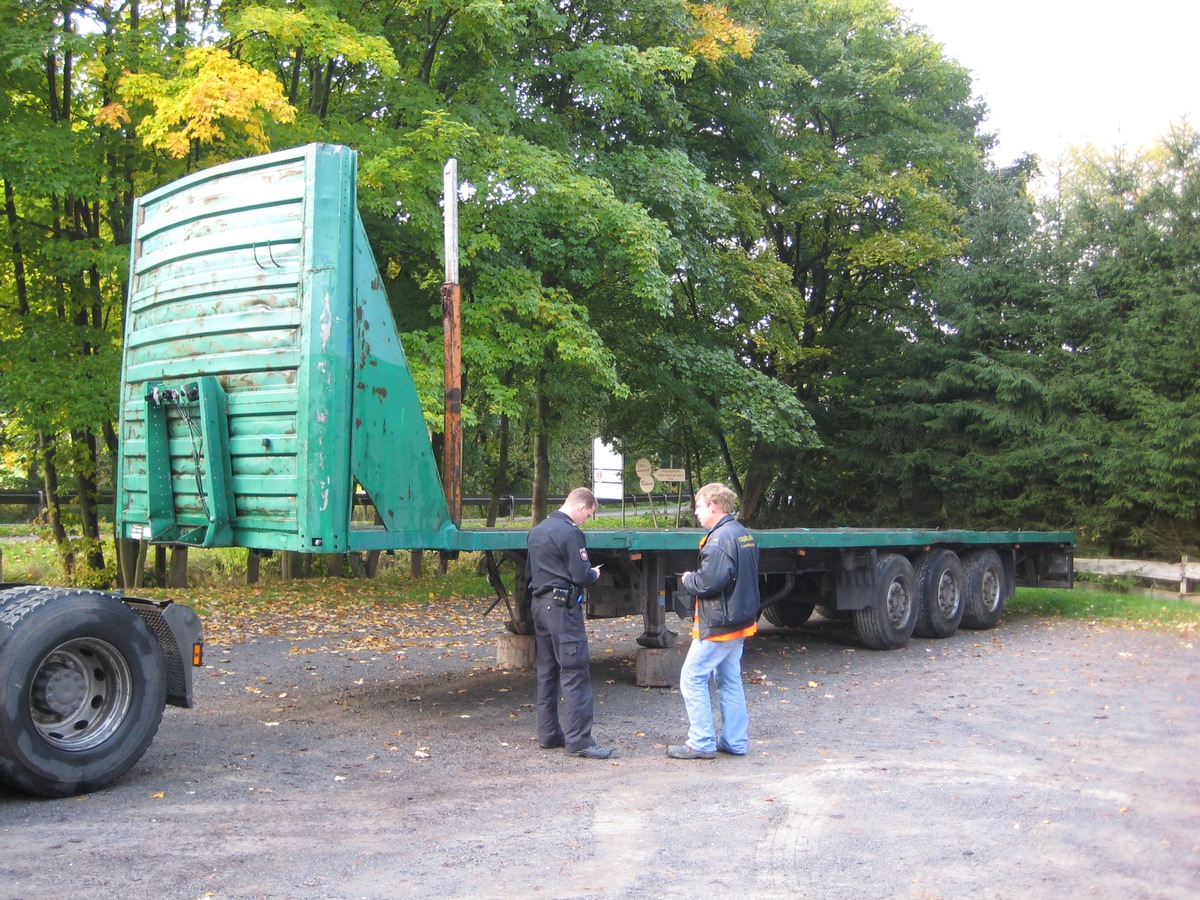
[565,487,597,509]
[696,482,737,515]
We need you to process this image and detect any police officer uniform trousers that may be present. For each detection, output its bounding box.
[532,592,596,752]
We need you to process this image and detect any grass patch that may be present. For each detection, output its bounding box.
[0,532,67,584]
[1011,587,1200,630]
[0,526,507,595]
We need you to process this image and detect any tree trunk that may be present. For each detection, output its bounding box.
[39,431,73,575]
[486,412,510,527]
[72,428,105,570]
[4,179,29,315]
[168,545,188,587]
[117,537,140,588]
[738,444,774,524]
[531,390,550,524]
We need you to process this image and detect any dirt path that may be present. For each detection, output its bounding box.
[2,605,1197,899]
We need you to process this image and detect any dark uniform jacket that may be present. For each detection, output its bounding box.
[681,513,760,639]
[526,510,599,598]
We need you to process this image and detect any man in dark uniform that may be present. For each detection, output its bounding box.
[525,487,611,759]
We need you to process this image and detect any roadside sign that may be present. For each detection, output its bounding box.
[635,458,652,477]
[592,438,624,500]
[653,468,686,483]
[638,475,655,493]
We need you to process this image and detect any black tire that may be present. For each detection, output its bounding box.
[0,588,167,798]
[0,583,60,611]
[913,549,965,639]
[762,600,815,628]
[961,549,1006,630]
[852,554,917,650]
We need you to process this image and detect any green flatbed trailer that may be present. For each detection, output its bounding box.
[0,143,1072,797]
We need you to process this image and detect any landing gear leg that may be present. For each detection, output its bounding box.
[635,552,677,649]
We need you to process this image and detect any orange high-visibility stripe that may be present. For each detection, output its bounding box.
[692,613,757,641]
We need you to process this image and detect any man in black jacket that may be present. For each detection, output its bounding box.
[668,482,760,760]
[525,487,611,759]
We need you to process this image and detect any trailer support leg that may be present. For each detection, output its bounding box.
[636,552,677,649]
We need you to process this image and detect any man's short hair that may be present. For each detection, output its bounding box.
[696,482,736,515]
[566,487,597,509]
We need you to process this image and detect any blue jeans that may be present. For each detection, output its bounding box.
[679,636,748,754]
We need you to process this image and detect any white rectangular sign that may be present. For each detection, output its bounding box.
[592,438,624,500]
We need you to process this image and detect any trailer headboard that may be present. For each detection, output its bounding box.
[117,143,451,552]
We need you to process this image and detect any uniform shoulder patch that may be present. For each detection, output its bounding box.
[579,548,590,562]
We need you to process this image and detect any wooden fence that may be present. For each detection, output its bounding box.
[1074,556,1199,596]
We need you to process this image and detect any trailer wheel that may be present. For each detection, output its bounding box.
[961,550,1006,630]
[913,550,965,639]
[0,588,167,798]
[762,600,815,628]
[853,554,917,650]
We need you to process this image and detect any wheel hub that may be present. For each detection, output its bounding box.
[886,580,910,626]
[937,571,959,617]
[981,569,1001,613]
[31,654,90,717]
[28,638,133,751]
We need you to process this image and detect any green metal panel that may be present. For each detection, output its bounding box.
[293,145,355,551]
[117,143,451,552]
[141,378,235,547]
[118,146,311,548]
[444,526,1075,554]
[347,213,454,550]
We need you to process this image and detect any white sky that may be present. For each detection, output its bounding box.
[899,0,1199,166]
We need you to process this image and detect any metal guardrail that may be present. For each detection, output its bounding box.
[0,489,75,506]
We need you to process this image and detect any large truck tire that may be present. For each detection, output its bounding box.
[759,574,816,628]
[815,602,851,621]
[762,600,815,628]
[913,549,965,639]
[853,554,917,650]
[0,587,168,798]
[960,549,1006,630]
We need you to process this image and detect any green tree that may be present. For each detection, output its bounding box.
[1043,131,1200,555]
[666,0,985,521]
[869,157,1080,529]
[0,0,300,580]
[322,0,773,518]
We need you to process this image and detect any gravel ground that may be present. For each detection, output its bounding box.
[1,603,1197,900]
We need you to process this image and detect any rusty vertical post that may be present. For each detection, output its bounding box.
[442,159,462,527]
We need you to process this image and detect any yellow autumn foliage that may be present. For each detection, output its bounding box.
[687,3,759,63]
[111,47,296,158]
